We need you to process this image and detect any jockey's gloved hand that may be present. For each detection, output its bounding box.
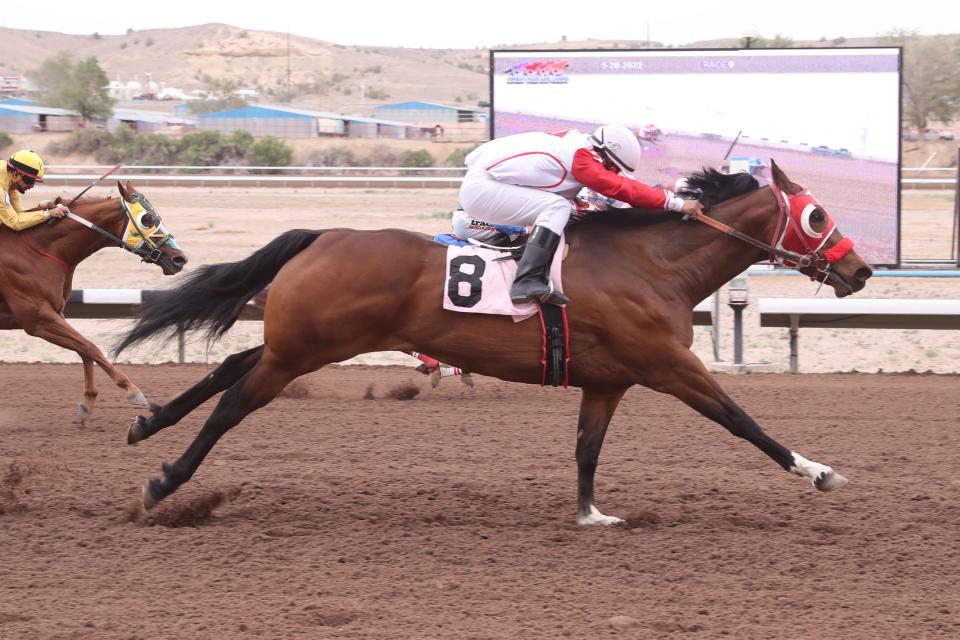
[44,204,69,220]
[680,200,704,216]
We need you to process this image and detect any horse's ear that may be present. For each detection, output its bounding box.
[769,159,803,195]
[117,180,131,201]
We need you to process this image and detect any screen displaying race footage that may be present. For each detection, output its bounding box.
[491,48,902,266]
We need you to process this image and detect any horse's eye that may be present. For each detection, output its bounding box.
[810,210,825,223]
[140,213,158,228]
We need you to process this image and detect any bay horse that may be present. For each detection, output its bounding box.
[0,181,187,422]
[116,161,873,522]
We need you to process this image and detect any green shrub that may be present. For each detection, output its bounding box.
[124,134,180,166]
[400,149,434,167]
[178,130,225,166]
[307,145,357,166]
[42,127,292,169]
[444,145,479,167]
[365,144,400,167]
[49,128,114,155]
[248,136,292,167]
[222,129,254,163]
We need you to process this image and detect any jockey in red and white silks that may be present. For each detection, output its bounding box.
[459,125,704,305]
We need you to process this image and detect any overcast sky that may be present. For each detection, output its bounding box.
[5,0,958,49]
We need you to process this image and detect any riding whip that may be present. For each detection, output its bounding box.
[67,163,123,207]
[721,130,743,162]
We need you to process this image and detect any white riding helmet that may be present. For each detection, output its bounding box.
[590,124,642,177]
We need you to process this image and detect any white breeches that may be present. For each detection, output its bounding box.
[458,171,573,235]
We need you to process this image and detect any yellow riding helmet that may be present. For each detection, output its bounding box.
[8,149,45,182]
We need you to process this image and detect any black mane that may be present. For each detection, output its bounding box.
[575,168,760,229]
[676,167,759,208]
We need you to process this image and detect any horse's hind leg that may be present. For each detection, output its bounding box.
[141,348,299,509]
[78,358,98,425]
[576,386,628,525]
[651,348,847,491]
[128,345,264,445]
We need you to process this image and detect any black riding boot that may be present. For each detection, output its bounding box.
[510,225,570,305]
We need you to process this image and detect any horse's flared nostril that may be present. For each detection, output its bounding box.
[855,266,873,282]
[172,255,188,268]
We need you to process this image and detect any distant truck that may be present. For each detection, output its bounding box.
[812,145,852,158]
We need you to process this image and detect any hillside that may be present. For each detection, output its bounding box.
[0,25,936,116]
[0,24,489,113]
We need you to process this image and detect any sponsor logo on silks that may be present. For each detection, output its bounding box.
[505,60,570,84]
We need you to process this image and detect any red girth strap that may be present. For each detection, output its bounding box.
[19,232,70,268]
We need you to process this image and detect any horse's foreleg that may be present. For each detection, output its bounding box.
[576,386,628,525]
[128,345,264,445]
[24,311,148,412]
[651,348,847,491]
[142,349,298,509]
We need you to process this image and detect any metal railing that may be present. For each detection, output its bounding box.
[37,164,960,189]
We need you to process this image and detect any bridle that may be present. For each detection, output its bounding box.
[682,184,854,285]
[68,192,176,263]
[31,192,177,265]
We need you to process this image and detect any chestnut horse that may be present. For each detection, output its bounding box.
[0,181,187,422]
[116,161,873,522]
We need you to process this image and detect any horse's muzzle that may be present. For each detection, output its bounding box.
[852,265,873,292]
[160,251,188,275]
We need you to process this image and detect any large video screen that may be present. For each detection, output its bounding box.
[491,48,902,266]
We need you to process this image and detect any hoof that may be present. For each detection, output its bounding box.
[126,390,148,407]
[127,416,148,445]
[461,373,474,387]
[428,368,441,389]
[142,480,161,510]
[577,505,625,526]
[813,470,849,492]
[78,403,91,425]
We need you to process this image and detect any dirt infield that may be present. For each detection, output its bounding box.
[2,363,958,639]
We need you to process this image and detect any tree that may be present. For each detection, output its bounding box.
[739,34,794,49]
[893,33,960,130]
[28,52,114,120]
[186,74,248,115]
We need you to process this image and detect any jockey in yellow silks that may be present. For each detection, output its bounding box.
[1,149,68,231]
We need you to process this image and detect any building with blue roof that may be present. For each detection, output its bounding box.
[196,104,424,139]
[0,103,82,133]
[374,101,487,124]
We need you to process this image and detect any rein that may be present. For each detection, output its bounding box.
[683,192,812,267]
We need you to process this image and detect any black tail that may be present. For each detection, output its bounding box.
[113,229,322,355]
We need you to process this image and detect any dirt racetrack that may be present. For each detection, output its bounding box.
[2,363,958,639]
